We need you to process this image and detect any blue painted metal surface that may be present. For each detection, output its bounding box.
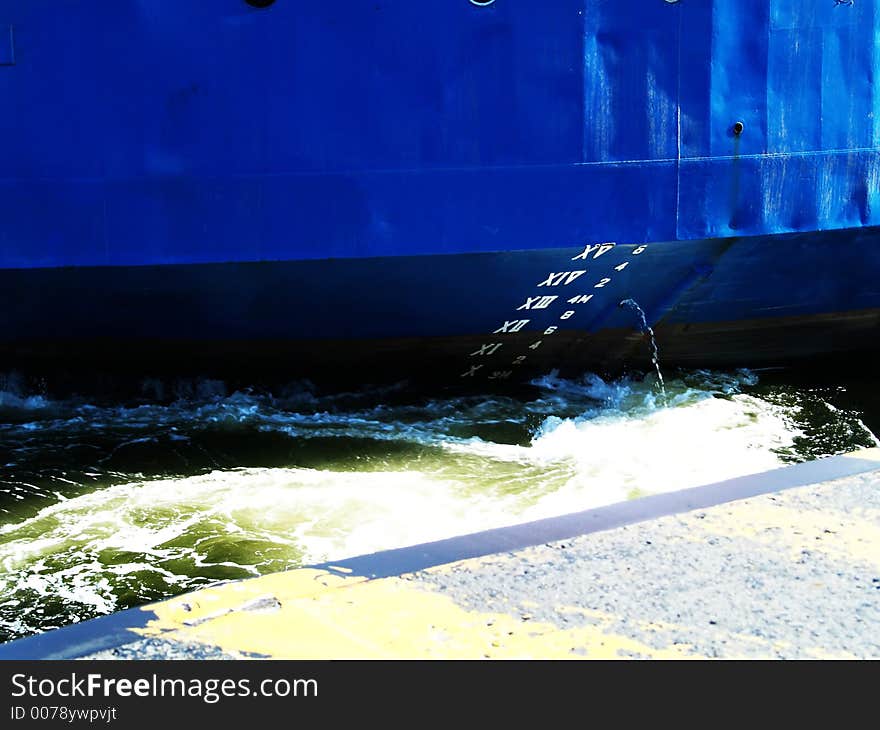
[0,1,877,379]
[0,25,12,66]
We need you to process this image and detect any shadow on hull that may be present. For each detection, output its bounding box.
[3,308,880,398]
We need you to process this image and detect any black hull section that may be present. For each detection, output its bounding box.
[3,309,880,397]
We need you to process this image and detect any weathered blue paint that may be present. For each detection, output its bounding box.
[0,1,877,378]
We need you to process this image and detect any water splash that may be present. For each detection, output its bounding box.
[0,368,877,641]
[619,298,667,405]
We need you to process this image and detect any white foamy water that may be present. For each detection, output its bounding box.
[0,368,876,640]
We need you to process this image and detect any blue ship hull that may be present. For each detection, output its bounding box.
[1,1,879,385]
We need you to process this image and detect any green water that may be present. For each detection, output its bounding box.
[0,367,877,642]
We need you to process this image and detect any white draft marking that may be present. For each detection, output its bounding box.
[488,370,513,380]
[470,343,502,357]
[572,242,616,261]
[461,236,650,381]
[460,364,483,378]
[517,295,558,311]
[537,271,587,287]
[493,319,530,334]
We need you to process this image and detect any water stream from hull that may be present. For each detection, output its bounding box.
[619,298,667,405]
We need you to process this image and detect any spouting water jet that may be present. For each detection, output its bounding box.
[619,298,667,406]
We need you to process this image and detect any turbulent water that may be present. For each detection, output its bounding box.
[0,367,877,642]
